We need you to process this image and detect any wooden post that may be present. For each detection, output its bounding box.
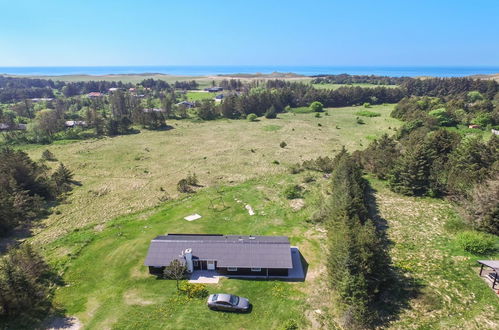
[493,273,497,289]
[480,264,484,276]
[266,268,269,279]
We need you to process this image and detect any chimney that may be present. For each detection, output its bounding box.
[184,248,193,273]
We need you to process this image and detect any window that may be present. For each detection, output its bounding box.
[227,267,238,271]
[251,267,261,272]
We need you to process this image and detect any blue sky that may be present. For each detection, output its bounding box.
[1,0,498,66]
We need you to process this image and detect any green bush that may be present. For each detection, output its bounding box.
[456,231,497,254]
[281,319,298,330]
[247,113,258,122]
[363,102,371,108]
[179,281,209,298]
[309,101,324,112]
[284,184,303,199]
[280,141,287,148]
[355,110,381,117]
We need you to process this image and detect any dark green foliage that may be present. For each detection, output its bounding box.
[356,110,381,117]
[389,143,435,196]
[455,231,497,255]
[460,175,499,235]
[325,152,390,328]
[51,163,74,195]
[301,156,335,173]
[356,134,399,179]
[0,244,57,323]
[0,148,75,236]
[309,101,324,112]
[283,185,303,199]
[246,113,258,121]
[265,105,277,119]
[446,135,498,196]
[41,149,57,162]
[197,100,217,120]
[177,179,193,193]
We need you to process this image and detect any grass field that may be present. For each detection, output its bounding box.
[23,104,400,244]
[12,102,499,329]
[42,174,499,329]
[185,91,217,101]
[46,175,325,329]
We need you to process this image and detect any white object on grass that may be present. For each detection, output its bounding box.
[245,205,255,216]
[184,214,202,221]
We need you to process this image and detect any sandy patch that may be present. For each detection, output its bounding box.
[123,289,155,306]
[289,198,305,211]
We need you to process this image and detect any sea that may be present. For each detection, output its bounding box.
[0,66,498,77]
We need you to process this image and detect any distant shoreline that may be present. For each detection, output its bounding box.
[1,65,499,78]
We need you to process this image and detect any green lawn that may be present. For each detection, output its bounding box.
[47,175,325,329]
[185,91,217,101]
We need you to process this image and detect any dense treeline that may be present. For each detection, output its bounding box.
[0,148,74,236]
[311,74,411,85]
[0,244,58,325]
[356,96,499,234]
[325,150,390,328]
[3,75,499,146]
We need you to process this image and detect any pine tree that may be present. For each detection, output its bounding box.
[51,163,74,195]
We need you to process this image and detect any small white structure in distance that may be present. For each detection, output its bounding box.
[184,214,202,221]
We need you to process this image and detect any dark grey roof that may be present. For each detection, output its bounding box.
[144,234,293,269]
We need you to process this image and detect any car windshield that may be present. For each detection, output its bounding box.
[229,295,239,305]
[212,294,218,301]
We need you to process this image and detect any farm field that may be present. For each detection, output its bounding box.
[22,104,400,244]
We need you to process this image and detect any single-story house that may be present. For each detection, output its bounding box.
[108,88,119,92]
[145,234,293,278]
[492,129,499,136]
[469,124,481,129]
[30,98,54,102]
[142,108,166,113]
[176,101,195,108]
[87,92,103,98]
[65,120,87,128]
[205,87,223,93]
[0,123,10,131]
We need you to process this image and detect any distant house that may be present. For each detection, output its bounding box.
[108,88,119,92]
[65,120,87,128]
[0,123,27,131]
[491,129,499,136]
[87,92,103,98]
[129,88,136,92]
[30,98,54,102]
[144,234,297,278]
[176,101,195,108]
[142,108,165,113]
[468,124,481,129]
[205,87,223,93]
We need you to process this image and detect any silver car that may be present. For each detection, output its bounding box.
[207,293,250,312]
